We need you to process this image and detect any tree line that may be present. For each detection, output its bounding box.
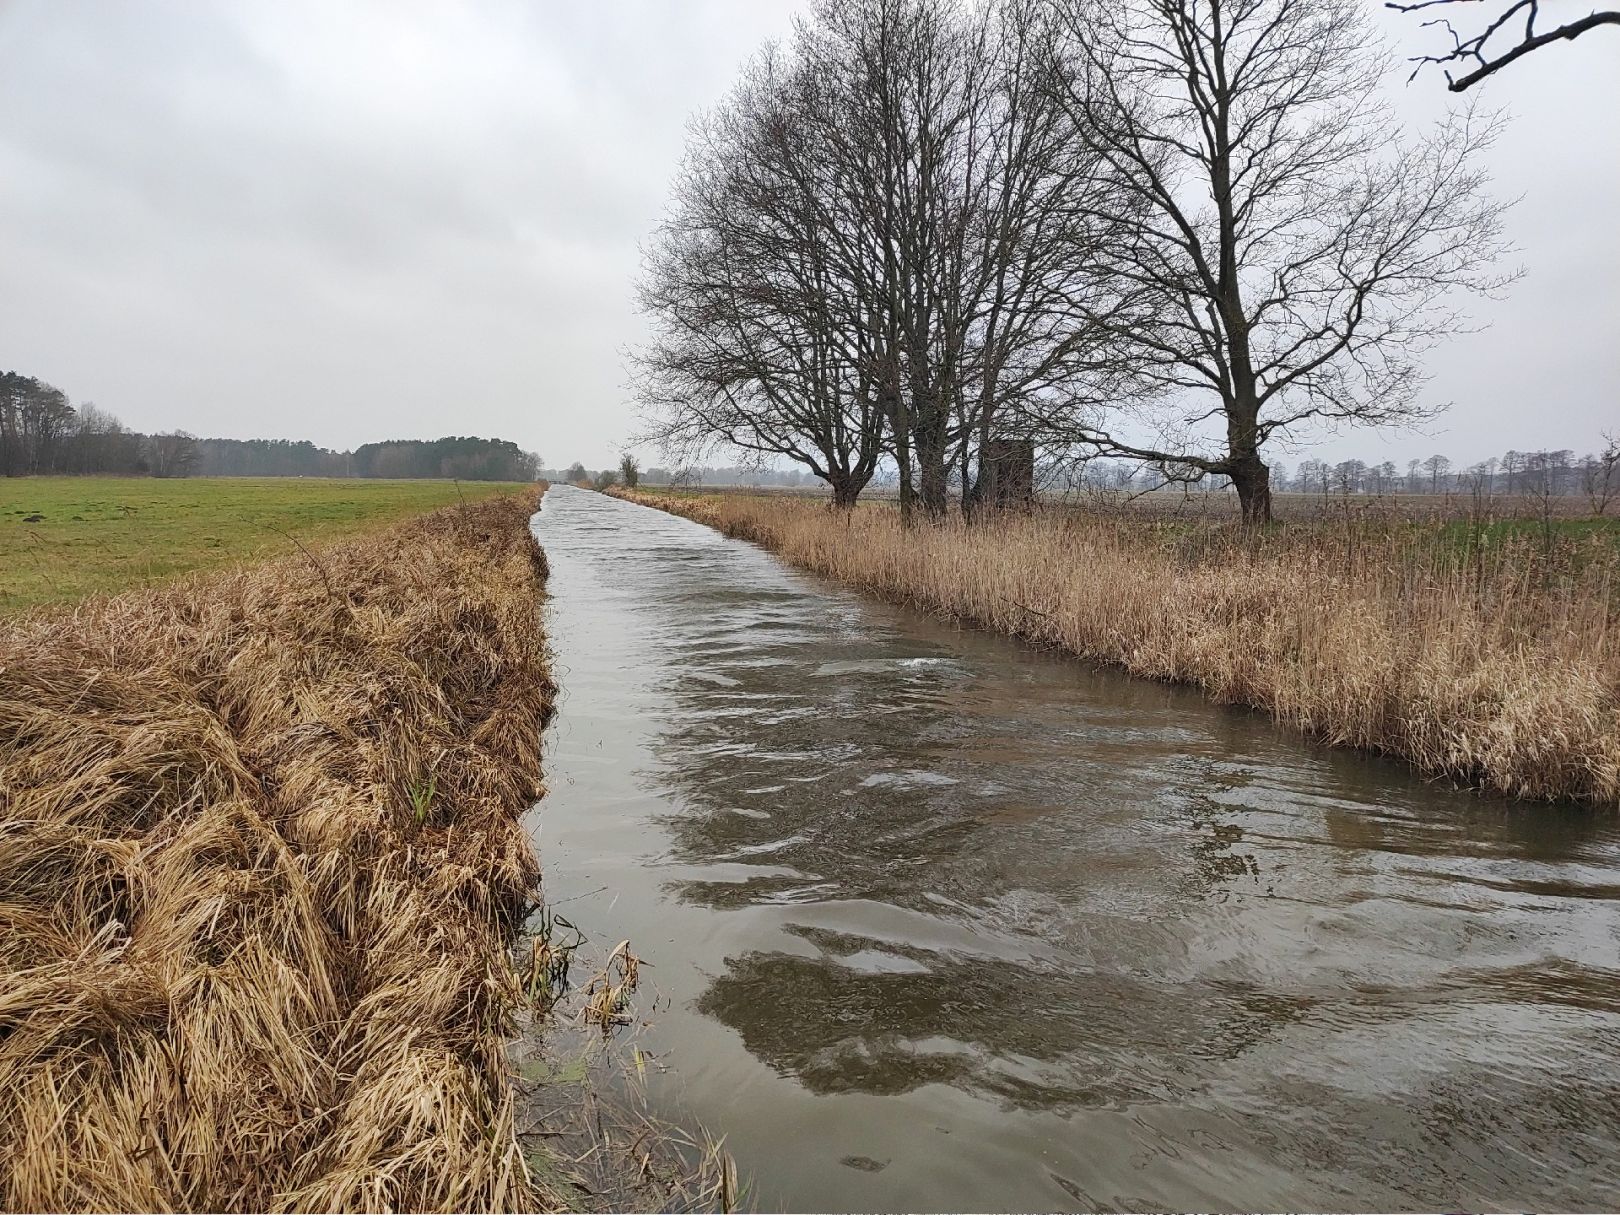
[544,461,815,488]
[1068,442,1620,513]
[1283,446,1620,508]
[561,444,1619,514]
[1,370,540,481]
[0,371,195,478]
[636,0,1514,524]
[202,436,541,481]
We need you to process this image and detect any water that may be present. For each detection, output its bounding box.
[527,485,1620,1212]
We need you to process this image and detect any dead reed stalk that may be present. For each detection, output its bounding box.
[611,487,1619,806]
[0,490,561,1211]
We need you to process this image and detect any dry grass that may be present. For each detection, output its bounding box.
[0,490,562,1211]
[612,487,1619,806]
[649,480,1609,523]
[512,934,743,1214]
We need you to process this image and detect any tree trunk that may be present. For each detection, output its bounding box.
[961,449,979,520]
[913,389,950,518]
[830,476,860,508]
[915,436,949,518]
[895,446,915,522]
[1231,452,1273,525]
[884,385,916,524]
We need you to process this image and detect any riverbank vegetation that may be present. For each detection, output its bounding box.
[0,491,564,1209]
[0,476,529,612]
[611,487,1619,806]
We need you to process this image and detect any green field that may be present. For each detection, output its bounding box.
[0,477,530,613]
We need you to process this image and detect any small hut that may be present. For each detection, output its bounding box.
[978,439,1035,509]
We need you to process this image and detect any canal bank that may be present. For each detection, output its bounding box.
[1,491,559,1212]
[606,486,1620,806]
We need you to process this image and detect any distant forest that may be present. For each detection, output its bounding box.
[198,436,540,481]
[1057,448,1620,504]
[1,370,541,481]
[541,463,817,487]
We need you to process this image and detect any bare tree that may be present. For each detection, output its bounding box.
[1295,457,1329,496]
[68,403,132,475]
[1389,0,1620,91]
[1580,434,1619,516]
[618,452,640,489]
[950,0,1150,516]
[797,0,1135,518]
[640,0,1143,520]
[795,0,994,517]
[1423,451,1453,491]
[0,372,76,476]
[1045,0,1514,522]
[145,431,199,479]
[636,39,888,507]
[1334,458,1368,494]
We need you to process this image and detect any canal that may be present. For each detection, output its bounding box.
[527,484,1620,1212]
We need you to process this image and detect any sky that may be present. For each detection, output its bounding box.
[0,0,1615,472]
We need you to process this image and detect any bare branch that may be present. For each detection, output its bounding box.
[1388,0,1620,90]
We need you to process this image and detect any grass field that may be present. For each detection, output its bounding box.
[0,477,530,612]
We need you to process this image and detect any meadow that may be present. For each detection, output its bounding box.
[0,477,529,612]
[611,486,1620,806]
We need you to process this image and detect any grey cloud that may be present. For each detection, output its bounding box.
[0,0,1612,468]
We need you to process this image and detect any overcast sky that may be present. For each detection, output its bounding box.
[0,1,1614,470]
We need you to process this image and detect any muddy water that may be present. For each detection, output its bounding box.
[527,485,1620,1212]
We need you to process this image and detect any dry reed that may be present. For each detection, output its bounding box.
[611,487,1619,806]
[0,490,561,1211]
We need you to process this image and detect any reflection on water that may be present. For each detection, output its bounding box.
[529,486,1620,1212]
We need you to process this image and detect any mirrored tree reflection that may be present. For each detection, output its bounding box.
[696,925,1326,1111]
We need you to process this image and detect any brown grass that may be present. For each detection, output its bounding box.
[0,490,561,1211]
[611,487,1619,806]
[644,480,1607,523]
